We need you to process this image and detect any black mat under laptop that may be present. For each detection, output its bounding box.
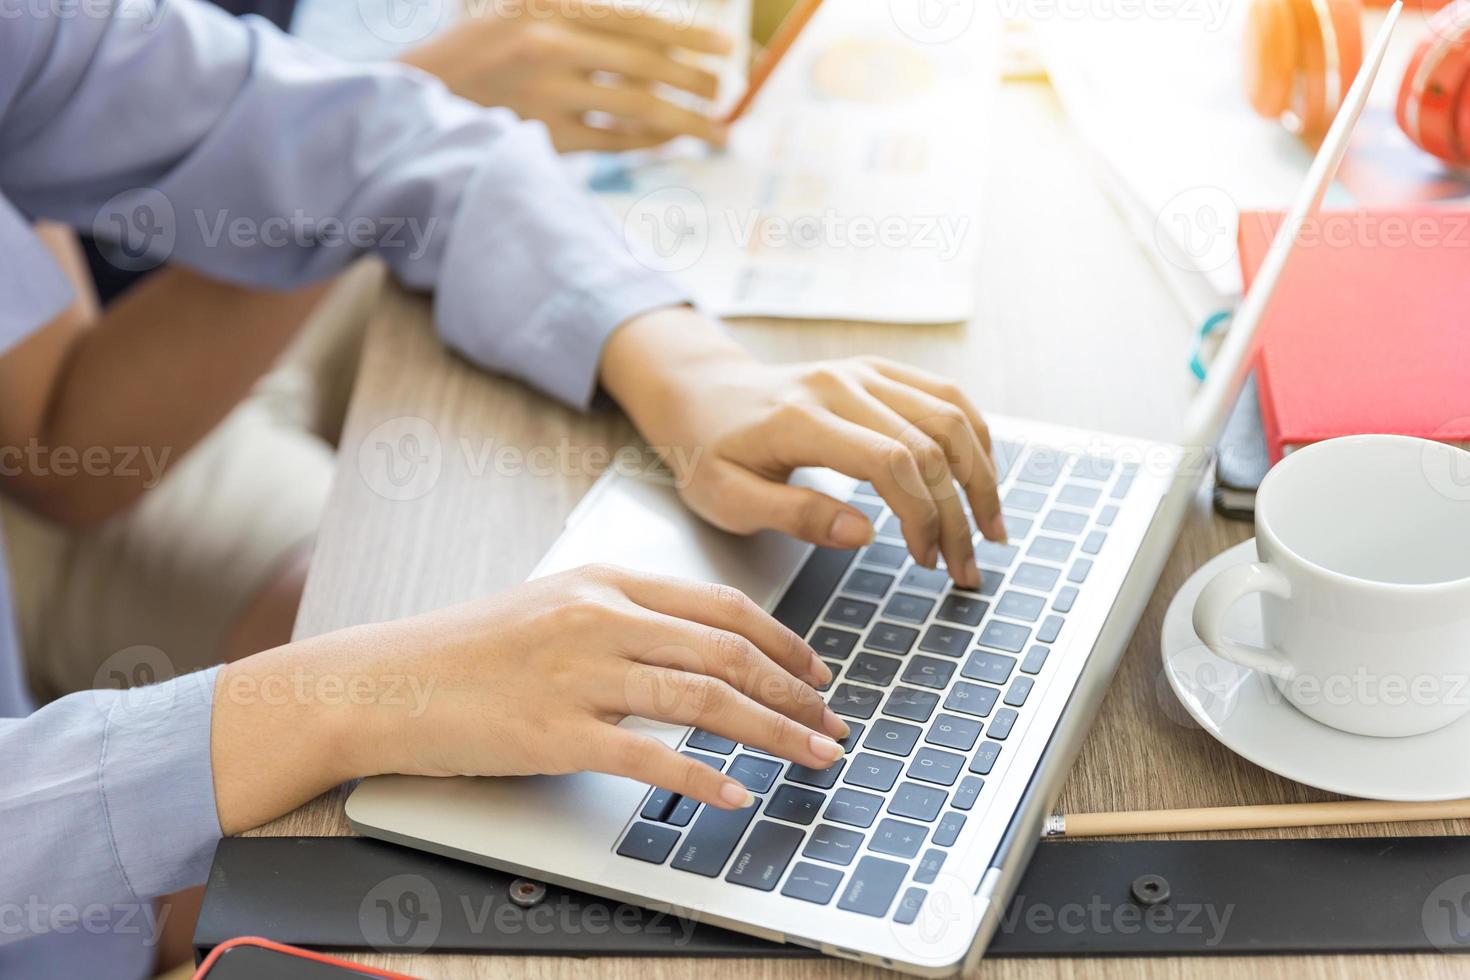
[195,835,1470,962]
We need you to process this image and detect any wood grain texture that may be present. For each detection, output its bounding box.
[249,81,1467,976]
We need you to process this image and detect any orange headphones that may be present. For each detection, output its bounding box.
[1245,0,1470,165]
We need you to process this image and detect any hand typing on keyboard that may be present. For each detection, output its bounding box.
[213,565,848,832]
[600,309,1006,590]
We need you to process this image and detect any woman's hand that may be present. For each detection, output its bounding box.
[601,308,1006,590]
[210,565,847,835]
[399,0,733,152]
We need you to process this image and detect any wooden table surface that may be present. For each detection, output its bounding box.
[253,79,1469,978]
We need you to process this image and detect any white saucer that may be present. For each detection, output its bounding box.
[1162,538,1470,801]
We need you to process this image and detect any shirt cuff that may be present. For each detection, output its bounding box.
[99,667,222,900]
[434,126,691,410]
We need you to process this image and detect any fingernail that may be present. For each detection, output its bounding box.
[983,513,1009,544]
[810,656,833,686]
[963,558,981,589]
[829,511,874,549]
[823,707,850,739]
[809,733,844,763]
[720,782,756,808]
[924,544,940,568]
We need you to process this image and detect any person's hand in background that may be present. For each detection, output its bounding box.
[601,308,1007,591]
[400,0,733,152]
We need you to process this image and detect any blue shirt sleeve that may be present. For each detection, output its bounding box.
[0,668,222,947]
[0,0,688,407]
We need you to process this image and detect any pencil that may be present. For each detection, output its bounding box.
[722,0,825,125]
[1044,799,1470,838]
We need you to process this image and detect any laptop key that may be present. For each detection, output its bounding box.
[944,682,999,718]
[682,750,726,771]
[1068,559,1093,583]
[1028,536,1074,563]
[852,482,878,497]
[786,758,846,790]
[901,655,956,690]
[686,729,737,755]
[1042,509,1088,535]
[1082,530,1107,555]
[804,824,865,866]
[970,740,1002,775]
[772,546,856,638]
[727,754,782,793]
[667,796,699,827]
[1003,514,1034,539]
[1018,449,1070,487]
[878,514,903,539]
[976,540,1019,568]
[882,686,940,722]
[1038,615,1064,644]
[918,624,973,657]
[996,591,1045,622]
[926,713,982,751]
[900,566,951,593]
[830,684,882,719]
[1004,487,1047,513]
[908,747,966,787]
[952,775,984,810]
[1020,645,1049,674]
[726,820,803,892]
[1097,504,1119,527]
[845,752,902,792]
[1012,562,1060,592]
[884,592,935,624]
[867,622,919,656]
[889,782,947,822]
[1053,586,1078,613]
[641,788,677,822]
[860,543,908,569]
[826,597,877,629]
[988,708,1018,740]
[963,650,1016,684]
[826,788,885,828]
[782,862,844,905]
[848,653,901,687]
[618,823,681,864]
[810,627,859,661]
[838,722,866,754]
[849,499,883,521]
[979,620,1030,653]
[845,569,895,598]
[871,818,928,859]
[765,784,827,825]
[864,719,922,757]
[934,811,967,846]
[936,594,988,627]
[1058,483,1102,508]
[894,887,928,925]
[975,571,1003,597]
[991,440,1025,481]
[1004,677,1034,707]
[838,856,909,917]
[914,849,947,885]
[670,803,757,877]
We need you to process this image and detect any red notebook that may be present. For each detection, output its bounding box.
[1237,207,1470,462]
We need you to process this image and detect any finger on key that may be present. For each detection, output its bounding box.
[756,406,942,568]
[596,728,755,809]
[620,664,845,770]
[818,383,976,586]
[618,574,829,689]
[627,612,842,738]
[862,375,1005,545]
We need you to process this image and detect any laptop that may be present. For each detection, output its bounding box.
[346,8,1401,973]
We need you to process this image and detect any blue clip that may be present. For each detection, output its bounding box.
[1189,310,1233,381]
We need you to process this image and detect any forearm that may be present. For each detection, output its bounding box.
[11,269,327,525]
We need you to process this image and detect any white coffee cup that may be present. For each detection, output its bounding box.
[1192,434,1470,738]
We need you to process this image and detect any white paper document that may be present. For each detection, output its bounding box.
[593,0,1001,322]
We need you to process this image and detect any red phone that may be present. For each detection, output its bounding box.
[193,937,418,980]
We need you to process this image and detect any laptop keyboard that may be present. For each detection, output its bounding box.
[615,441,1139,922]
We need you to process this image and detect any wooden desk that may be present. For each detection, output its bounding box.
[254,80,1467,978]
